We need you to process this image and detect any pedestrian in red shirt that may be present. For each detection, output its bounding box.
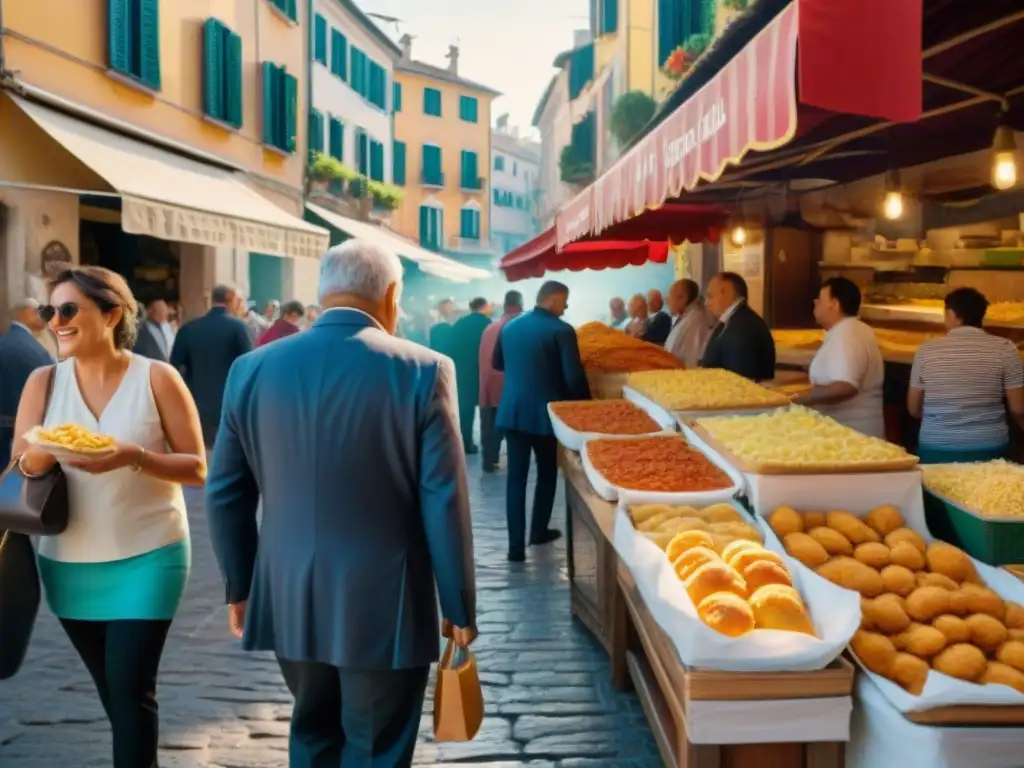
[257,300,306,346]
[478,290,523,472]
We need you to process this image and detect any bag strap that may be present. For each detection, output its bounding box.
[42,364,57,421]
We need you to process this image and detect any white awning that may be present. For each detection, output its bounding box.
[305,203,490,284]
[11,95,328,260]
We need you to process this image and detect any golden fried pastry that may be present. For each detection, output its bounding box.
[966,613,1008,652]
[880,565,917,597]
[657,516,709,534]
[685,561,748,606]
[748,584,815,635]
[809,527,854,556]
[980,661,1024,694]
[743,560,793,593]
[641,531,675,550]
[949,585,1005,620]
[851,630,897,676]
[1010,628,1024,643]
[783,532,829,569]
[727,546,784,575]
[1006,602,1024,630]
[720,539,763,563]
[826,511,879,544]
[817,556,885,597]
[895,623,947,658]
[932,643,987,682]
[889,541,926,571]
[803,512,826,530]
[885,527,927,555]
[767,506,803,538]
[860,599,876,631]
[916,572,959,591]
[700,503,744,524]
[673,546,721,581]
[666,530,716,563]
[864,505,905,537]
[996,640,1024,673]
[698,592,755,638]
[632,504,675,526]
[710,521,761,543]
[709,534,737,554]
[906,587,951,622]
[864,594,911,634]
[933,614,971,644]
[890,652,930,695]
[926,542,975,583]
[854,542,891,570]
[637,511,676,532]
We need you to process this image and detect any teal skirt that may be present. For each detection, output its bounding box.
[38,539,191,621]
[917,444,1008,465]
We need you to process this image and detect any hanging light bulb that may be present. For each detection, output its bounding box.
[731,225,747,246]
[992,113,1018,191]
[883,168,903,221]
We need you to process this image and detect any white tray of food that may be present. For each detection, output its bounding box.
[547,401,675,453]
[26,424,116,462]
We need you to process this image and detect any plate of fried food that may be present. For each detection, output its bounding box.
[26,423,117,461]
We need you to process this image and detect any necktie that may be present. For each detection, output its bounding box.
[708,321,726,345]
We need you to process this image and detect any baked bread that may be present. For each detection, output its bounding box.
[666,530,716,563]
[742,559,793,593]
[697,591,755,638]
[672,546,720,582]
[726,545,784,575]
[748,584,815,635]
[685,561,748,606]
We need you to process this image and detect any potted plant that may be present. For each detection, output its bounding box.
[683,32,712,61]
[610,91,657,148]
[308,152,343,191]
[559,146,595,186]
[366,181,404,211]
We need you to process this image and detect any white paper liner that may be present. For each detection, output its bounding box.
[546,401,675,453]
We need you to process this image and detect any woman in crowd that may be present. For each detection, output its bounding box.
[908,286,1024,463]
[12,265,206,767]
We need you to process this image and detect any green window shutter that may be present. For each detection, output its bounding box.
[225,30,243,127]
[459,95,478,123]
[419,206,431,248]
[314,15,327,64]
[108,0,131,73]
[568,43,594,101]
[422,144,442,185]
[393,82,402,112]
[494,155,504,171]
[460,209,480,240]
[308,110,323,154]
[202,19,224,119]
[285,0,297,21]
[492,189,499,205]
[283,71,297,152]
[424,87,441,117]
[331,29,347,79]
[261,62,276,146]
[599,0,619,35]
[354,129,368,175]
[328,117,342,159]
[393,141,406,185]
[369,140,384,182]
[139,0,161,89]
[460,151,478,189]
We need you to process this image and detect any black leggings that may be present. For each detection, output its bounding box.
[60,618,173,768]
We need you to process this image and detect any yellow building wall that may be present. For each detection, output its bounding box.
[392,71,493,248]
[626,0,655,94]
[2,0,308,210]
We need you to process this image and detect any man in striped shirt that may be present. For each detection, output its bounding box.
[908,287,1024,463]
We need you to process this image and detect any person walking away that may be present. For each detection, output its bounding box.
[665,279,714,368]
[428,298,457,356]
[240,300,269,344]
[12,265,205,768]
[205,240,476,768]
[644,288,672,345]
[700,272,776,381]
[0,298,56,467]
[493,281,590,561]
[170,283,253,447]
[9,297,58,358]
[133,299,174,362]
[908,287,1024,463]
[450,298,492,453]
[794,277,885,437]
[479,291,523,472]
[257,300,306,347]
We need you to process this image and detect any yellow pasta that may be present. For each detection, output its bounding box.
[626,369,790,411]
[36,423,115,451]
[924,461,1024,518]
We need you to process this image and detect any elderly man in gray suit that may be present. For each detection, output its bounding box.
[205,239,477,767]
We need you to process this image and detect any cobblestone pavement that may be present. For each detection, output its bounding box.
[0,455,661,767]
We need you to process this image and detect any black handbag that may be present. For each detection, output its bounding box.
[0,530,41,679]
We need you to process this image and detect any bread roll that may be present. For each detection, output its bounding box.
[748,584,815,635]
[685,561,748,606]
[697,591,755,637]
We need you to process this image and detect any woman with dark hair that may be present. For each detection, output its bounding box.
[908,287,1024,463]
[11,265,206,767]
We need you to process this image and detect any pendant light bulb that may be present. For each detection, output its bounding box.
[883,191,904,221]
[731,225,747,246]
[992,118,1018,191]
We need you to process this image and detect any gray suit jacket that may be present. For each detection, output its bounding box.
[205,308,476,670]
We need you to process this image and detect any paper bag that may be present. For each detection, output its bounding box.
[432,639,483,741]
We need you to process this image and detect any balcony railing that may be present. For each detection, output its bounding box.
[421,171,445,188]
[460,176,485,192]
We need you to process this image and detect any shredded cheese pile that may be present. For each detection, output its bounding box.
[923,460,1024,518]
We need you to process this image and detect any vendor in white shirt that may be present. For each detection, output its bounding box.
[795,276,885,437]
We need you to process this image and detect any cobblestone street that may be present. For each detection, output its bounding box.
[0,457,661,767]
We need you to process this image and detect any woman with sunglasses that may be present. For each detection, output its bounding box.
[11,265,206,768]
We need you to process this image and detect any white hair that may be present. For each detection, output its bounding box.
[318,239,403,304]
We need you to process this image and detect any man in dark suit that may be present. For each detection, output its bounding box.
[700,271,776,382]
[133,299,173,362]
[493,281,590,561]
[0,300,55,468]
[170,284,253,446]
[206,240,476,767]
[450,297,492,453]
[643,288,672,345]
[428,298,457,358]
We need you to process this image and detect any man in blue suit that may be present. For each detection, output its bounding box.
[0,300,55,468]
[493,281,590,562]
[206,240,477,768]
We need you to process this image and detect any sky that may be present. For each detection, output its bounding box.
[358,0,588,137]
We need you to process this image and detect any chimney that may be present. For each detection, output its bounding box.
[496,113,509,132]
[399,34,413,59]
[446,44,459,75]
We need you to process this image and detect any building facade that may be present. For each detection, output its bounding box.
[490,126,541,255]
[0,0,326,322]
[533,67,573,228]
[391,38,500,259]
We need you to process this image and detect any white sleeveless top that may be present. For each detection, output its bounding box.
[38,355,189,563]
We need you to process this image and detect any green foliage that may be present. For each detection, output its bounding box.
[367,180,404,210]
[722,0,749,10]
[683,32,712,59]
[609,91,657,148]
[559,145,595,185]
[308,152,358,182]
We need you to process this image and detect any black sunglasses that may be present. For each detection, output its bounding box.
[38,303,80,324]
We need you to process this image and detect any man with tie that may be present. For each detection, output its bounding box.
[700,272,776,381]
[0,299,55,468]
[133,299,174,362]
[665,279,715,367]
[643,288,672,345]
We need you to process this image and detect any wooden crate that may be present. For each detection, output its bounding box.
[587,371,630,399]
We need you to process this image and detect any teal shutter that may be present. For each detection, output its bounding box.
[568,43,594,100]
[261,62,276,146]
[492,189,499,205]
[202,20,223,119]
[108,0,131,73]
[459,96,478,123]
[285,0,297,21]
[393,82,402,112]
[460,151,478,189]
[422,145,442,185]
[392,141,406,185]
[419,206,431,248]
[284,71,297,152]
[308,110,323,154]
[354,129,369,175]
[328,117,342,159]
[424,88,441,116]
[369,140,384,182]
[314,15,327,63]
[494,155,504,171]
[139,0,160,89]
[460,209,480,239]
[331,30,347,79]
[225,30,243,127]
[599,0,619,35]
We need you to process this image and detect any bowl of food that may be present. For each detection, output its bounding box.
[26,423,117,461]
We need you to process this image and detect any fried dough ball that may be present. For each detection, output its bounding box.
[700,503,744,524]
[666,530,717,564]
[826,511,879,544]
[767,506,803,538]
[933,614,971,644]
[727,547,784,576]
[889,541,926,571]
[1004,602,1024,630]
[685,561,748,606]
[709,534,737,554]
[657,516,710,535]
[860,599,876,631]
[809,527,854,556]
[980,661,1024,694]
[742,559,793,593]
[864,504,905,537]
[720,539,764,563]
[905,587,951,622]
[854,542,891,570]
[885,527,927,555]
[894,623,947,658]
[996,640,1024,673]
[851,630,897,676]
[1010,628,1024,643]
[673,546,721,582]
[949,585,1005,620]
[632,504,675,526]
[710,521,762,544]
[926,542,975,583]
[889,652,930,696]
[816,556,884,597]
[863,594,911,634]
[916,572,959,591]
[698,592,755,638]
[932,643,987,682]
[783,532,829,569]
[803,512,826,530]
[880,565,916,597]
[965,613,1008,652]
[748,584,815,635]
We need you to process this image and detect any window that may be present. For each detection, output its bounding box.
[261,62,297,152]
[268,0,297,22]
[422,144,443,186]
[393,141,406,185]
[460,151,481,190]
[313,15,327,64]
[459,95,478,123]
[308,109,324,154]
[493,189,514,207]
[350,47,367,97]
[460,207,481,240]
[202,19,243,127]
[657,0,712,66]
[108,0,161,90]
[598,0,619,35]
[328,117,343,160]
[331,29,347,80]
[367,61,387,110]
[567,43,595,101]
[393,82,402,112]
[424,87,442,117]
[354,128,369,176]
[419,205,443,251]
[369,140,384,182]
[494,155,504,171]
[513,161,518,176]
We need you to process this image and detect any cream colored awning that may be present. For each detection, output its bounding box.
[11,95,328,260]
[305,203,490,284]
